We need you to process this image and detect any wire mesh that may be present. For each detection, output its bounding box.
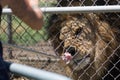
[0,0,120,80]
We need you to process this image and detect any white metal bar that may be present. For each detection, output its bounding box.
[41,5,120,13]
[9,63,72,80]
[2,5,120,14]
[2,8,12,14]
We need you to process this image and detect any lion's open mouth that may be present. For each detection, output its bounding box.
[62,47,76,64]
[62,46,91,71]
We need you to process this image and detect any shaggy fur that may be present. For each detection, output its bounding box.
[48,1,120,80]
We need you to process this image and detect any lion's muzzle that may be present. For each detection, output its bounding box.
[62,46,91,72]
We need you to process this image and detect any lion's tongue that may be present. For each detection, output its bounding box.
[62,52,72,64]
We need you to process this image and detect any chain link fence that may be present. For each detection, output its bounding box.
[0,0,120,80]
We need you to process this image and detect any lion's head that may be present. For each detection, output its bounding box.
[60,14,94,70]
[59,13,119,80]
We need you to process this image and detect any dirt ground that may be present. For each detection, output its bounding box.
[3,41,68,80]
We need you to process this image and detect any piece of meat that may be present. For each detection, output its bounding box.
[61,52,72,64]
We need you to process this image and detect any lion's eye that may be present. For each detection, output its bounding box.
[75,28,82,36]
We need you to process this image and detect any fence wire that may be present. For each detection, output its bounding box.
[0,0,120,80]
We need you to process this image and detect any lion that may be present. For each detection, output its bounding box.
[48,0,120,80]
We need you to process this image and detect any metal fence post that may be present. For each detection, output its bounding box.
[7,14,13,59]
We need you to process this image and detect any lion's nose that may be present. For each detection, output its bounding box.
[65,46,76,56]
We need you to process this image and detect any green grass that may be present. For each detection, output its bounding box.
[0,15,48,45]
